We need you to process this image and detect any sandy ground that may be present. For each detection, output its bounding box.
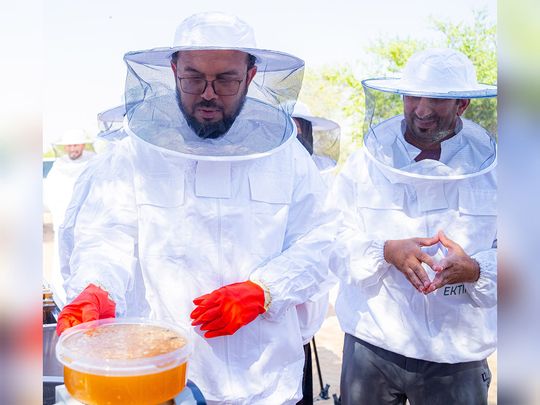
[43,211,496,404]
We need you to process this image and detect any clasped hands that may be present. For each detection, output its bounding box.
[383,230,480,294]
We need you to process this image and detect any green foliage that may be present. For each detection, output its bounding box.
[298,67,362,162]
[368,38,427,72]
[322,66,365,139]
[433,10,497,85]
[300,67,352,121]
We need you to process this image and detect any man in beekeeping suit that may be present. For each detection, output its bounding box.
[329,48,497,404]
[43,129,96,308]
[56,12,337,405]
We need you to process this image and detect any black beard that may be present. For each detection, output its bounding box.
[176,90,246,139]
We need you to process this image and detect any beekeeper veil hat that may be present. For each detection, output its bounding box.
[360,48,497,180]
[122,12,304,160]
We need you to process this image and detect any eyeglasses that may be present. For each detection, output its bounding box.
[177,77,244,96]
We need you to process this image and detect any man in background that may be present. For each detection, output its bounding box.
[56,12,336,404]
[44,129,96,308]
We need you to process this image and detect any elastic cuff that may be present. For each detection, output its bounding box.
[464,255,496,308]
[467,258,491,290]
[373,239,390,266]
[471,257,481,282]
[250,279,272,311]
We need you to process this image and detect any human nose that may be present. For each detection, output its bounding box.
[201,80,218,100]
[414,98,434,118]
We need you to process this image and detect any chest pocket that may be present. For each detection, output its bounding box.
[445,187,497,252]
[414,182,448,212]
[355,183,418,240]
[134,171,188,255]
[247,171,292,255]
[355,183,404,210]
[135,172,185,207]
[249,171,292,209]
[458,187,497,216]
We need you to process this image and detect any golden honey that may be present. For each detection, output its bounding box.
[57,319,191,405]
[63,362,187,405]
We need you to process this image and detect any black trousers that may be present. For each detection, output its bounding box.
[340,333,491,405]
[297,342,313,405]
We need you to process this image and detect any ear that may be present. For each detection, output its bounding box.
[171,60,178,75]
[456,99,471,116]
[246,66,257,86]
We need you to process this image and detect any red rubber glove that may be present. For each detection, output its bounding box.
[56,284,116,336]
[190,281,266,338]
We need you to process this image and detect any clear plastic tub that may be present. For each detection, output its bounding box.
[56,318,192,405]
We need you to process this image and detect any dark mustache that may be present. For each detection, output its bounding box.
[195,100,223,110]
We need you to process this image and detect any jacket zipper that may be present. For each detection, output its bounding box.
[217,199,233,393]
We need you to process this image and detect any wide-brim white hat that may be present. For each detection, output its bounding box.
[292,102,339,131]
[362,48,496,99]
[123,12,303,72]
[54,129,94,145]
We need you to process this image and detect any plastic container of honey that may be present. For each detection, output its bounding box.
[56,317,192,405]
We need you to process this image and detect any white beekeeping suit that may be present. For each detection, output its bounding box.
[59,12,338,405]
[44,129,96,308]
[330,48,497,362]
[328,48,497,404]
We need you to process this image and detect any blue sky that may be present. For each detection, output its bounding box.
[42,0,496,145]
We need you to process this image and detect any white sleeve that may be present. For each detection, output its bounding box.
[250,148,340,321]
[326,153,392,287]
[59,145,138,316]
[296,294,329,344]
[465,245,497,308]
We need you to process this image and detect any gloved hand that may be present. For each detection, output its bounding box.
[190,280,266,338]
[56,284,116,336]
